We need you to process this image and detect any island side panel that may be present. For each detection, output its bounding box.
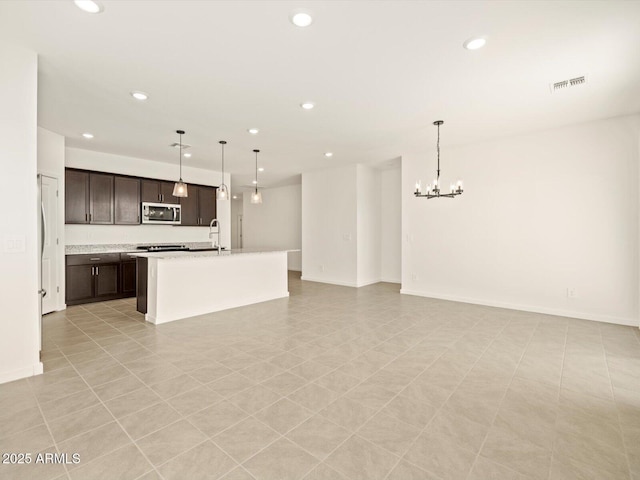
[147,251,289,324]
[136,257,148,314]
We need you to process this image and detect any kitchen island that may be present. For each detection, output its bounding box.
[130,248,295,325]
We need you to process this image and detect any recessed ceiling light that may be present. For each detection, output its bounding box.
[233,195,237,199]
[252,180,258,185]
[74,1,104,14]
[247,128,259,135]
[463,37,487,50]
[82,132,94,139]
[300,102,315,110]
[290,11,313,27]
[183,153,191,158]
[130,91,148,101]
[324,152,333,158]
[258,167,265,172]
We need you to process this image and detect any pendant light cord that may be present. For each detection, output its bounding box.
[221,142,224,185]
[179,131,183,181]
[255,150,258,194]
[436,122,440,185]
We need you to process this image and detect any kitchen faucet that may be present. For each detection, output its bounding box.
[209,219,221,253]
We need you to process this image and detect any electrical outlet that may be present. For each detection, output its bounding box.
[567,287,577,298]
[319,265,325,272]
[411,273,418,282]
[343,233,352,241]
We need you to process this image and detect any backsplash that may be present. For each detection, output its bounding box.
[65,224,213,245]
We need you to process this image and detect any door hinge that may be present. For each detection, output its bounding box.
[56,238,59,245]
[56,190,59,197]
[57,286,59,293]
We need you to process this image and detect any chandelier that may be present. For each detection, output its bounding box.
[414,120,463,199]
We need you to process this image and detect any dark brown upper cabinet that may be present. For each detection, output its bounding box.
[65,169,114,224]
[65,169,90,224]
[179,185,217,226]
[65,168,215,226]
[114,176,140,225]
[141,179,180,204]
[89,172,114,224]
[180,188,199,226]
[198,186,217,226]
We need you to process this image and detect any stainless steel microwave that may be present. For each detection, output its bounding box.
[141,202,181,225]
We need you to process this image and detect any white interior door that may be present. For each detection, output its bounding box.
[41,175,58,315]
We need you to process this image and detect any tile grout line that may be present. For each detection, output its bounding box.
[546,320,569,480]
[26,377,70,480]
[377,318,515,480]
[463,319,548,480]
[52,310,167,479]
[600,324,635,480]
[307,318,485,479]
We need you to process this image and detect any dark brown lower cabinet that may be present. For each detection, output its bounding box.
[66,264,94,303]
[94,264,119,298]
[121,261,137,296]
[66,253,137,306]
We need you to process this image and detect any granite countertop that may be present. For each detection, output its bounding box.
[128,248,300,260]
[65,242,214,255]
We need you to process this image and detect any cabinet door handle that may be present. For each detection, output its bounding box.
[90,257,101,261]
[89,213,92,222]
[91,266,95,275]
[85,213,88,222]
[96,266,99,275]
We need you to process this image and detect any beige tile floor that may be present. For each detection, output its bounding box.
[1,272,639,479]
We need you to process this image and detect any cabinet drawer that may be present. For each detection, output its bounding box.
[66,253,122,265]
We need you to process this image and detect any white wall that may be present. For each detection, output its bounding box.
[356,165,381,286]
[230,196,243,249]
[65,148,231,247]
[402,115,640,326]
[302,164,391,287]
[380,166,402,283]
[38,127,66,310]
[242,184,302,271]
[380,166,401,283]
[0,45,42,383]
[302,165,358,285]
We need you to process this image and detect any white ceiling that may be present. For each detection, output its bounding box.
[1,1,639,190]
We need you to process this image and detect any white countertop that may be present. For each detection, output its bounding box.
[128,248,299,260]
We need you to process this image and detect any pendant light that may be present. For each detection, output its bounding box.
[217,140,229,200]
[250,149,263,204]
[172,129,188,197]
[414,120,464,199]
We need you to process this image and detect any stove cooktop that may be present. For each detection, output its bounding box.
[137,245,188,252]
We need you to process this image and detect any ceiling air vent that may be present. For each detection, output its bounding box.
[550,75,587,93]
[169,142,192,149]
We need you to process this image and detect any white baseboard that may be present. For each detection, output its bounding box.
[301,276,396,288]
[0,362,44,385]
[301,276,359,287]
[380,277,401,284]
[399,288,638,327]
